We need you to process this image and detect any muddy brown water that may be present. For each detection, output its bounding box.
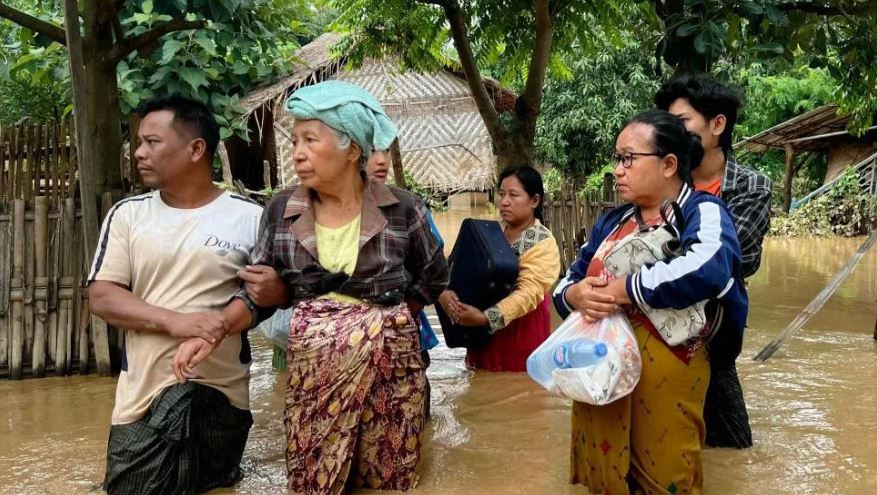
[2,209,877,494]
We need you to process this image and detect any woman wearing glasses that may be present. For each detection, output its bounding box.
[552,110,748,495]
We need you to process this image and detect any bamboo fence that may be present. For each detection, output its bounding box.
[0,120,115,378]
[543,174,619,270]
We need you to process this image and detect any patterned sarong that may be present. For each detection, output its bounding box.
[570,319,710,495]
[284,298,425,494]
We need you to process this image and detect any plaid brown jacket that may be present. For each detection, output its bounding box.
[234,178,448,322]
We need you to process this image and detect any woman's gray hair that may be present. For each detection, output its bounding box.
[328,126,368,169]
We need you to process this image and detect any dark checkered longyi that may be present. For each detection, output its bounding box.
[703,155,770,449]
[104,382,253,495]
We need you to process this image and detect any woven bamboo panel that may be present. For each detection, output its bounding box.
[273,60,498,192]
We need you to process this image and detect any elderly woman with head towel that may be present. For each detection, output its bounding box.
[237,81,449,494]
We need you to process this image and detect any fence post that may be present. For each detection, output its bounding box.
[0,125,5,199]
[128,114,142,191]
[57,198,75,375]
[59,121,70,201]
[26,123,36,202]
[0,201,10,368]
[32,196,49,377]
[601,173,614,205]
[47,207,60,366]
[24,194,35,362]
[90,192,114,376]
[11,126,19,200]
[10,199,25,379]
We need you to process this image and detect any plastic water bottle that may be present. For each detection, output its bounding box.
[527,338,608,388]
[553,338,608,369]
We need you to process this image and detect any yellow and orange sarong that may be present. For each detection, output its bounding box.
[570,319,710,495]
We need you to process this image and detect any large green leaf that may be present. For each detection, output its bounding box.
[194,34,218,56]
[694,32,706,54]
[179,66,209,90]
[677,23,700,37]
[159,39,184,65]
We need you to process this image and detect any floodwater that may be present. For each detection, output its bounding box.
[2,209,877,495]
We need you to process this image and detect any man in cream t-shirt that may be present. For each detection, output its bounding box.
[88,96,262,494]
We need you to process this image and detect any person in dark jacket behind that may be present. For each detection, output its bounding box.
[656,74,771,448]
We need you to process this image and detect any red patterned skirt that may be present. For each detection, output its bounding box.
[465,296,551,372]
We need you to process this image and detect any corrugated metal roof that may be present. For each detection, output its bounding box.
[735,105,852,153]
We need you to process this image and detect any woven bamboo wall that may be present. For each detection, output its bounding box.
[273,59,497,192]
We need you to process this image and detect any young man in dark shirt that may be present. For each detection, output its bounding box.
[656,74,772,449]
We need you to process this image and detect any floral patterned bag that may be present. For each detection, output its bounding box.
[603,201,707,346]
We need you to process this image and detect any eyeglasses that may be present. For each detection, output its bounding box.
[612,151,664,169]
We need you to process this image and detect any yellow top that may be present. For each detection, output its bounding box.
[315,215,362,303]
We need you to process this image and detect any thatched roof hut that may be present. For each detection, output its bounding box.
[228,33,516,193]
[735,104,876,210]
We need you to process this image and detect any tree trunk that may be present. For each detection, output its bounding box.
[65,0,116,376]
[783,143,795,213]
[218,142,234,186]
[390,138,407,190]
[84,61,125,194]
[261,109,280,189]
[493,132,534,173]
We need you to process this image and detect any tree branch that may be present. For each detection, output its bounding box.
[434,1,510,153]
[110,17,207,63]
[837,1,860,25]
[107,1,125,43]
[0,2,67,45]
[518,0,553,143]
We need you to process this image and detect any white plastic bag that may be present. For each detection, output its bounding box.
[255,307,293,348]
[527,311,641,405]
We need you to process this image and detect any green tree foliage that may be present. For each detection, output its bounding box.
[0,44,69,124]
[535,35,660,178]
[0,0,312,137]
[334,0,875,186]
[732,64,836,144]
[0,0,314,293]
[331,0,629,169]
[0,1,68,123]
[729,63,836,203]
[640,0,877,131]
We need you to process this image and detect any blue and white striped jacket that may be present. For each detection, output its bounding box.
[552,183,749,367]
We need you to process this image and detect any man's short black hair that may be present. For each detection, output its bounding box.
[654,74,742,154]
[136,95,220,159]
